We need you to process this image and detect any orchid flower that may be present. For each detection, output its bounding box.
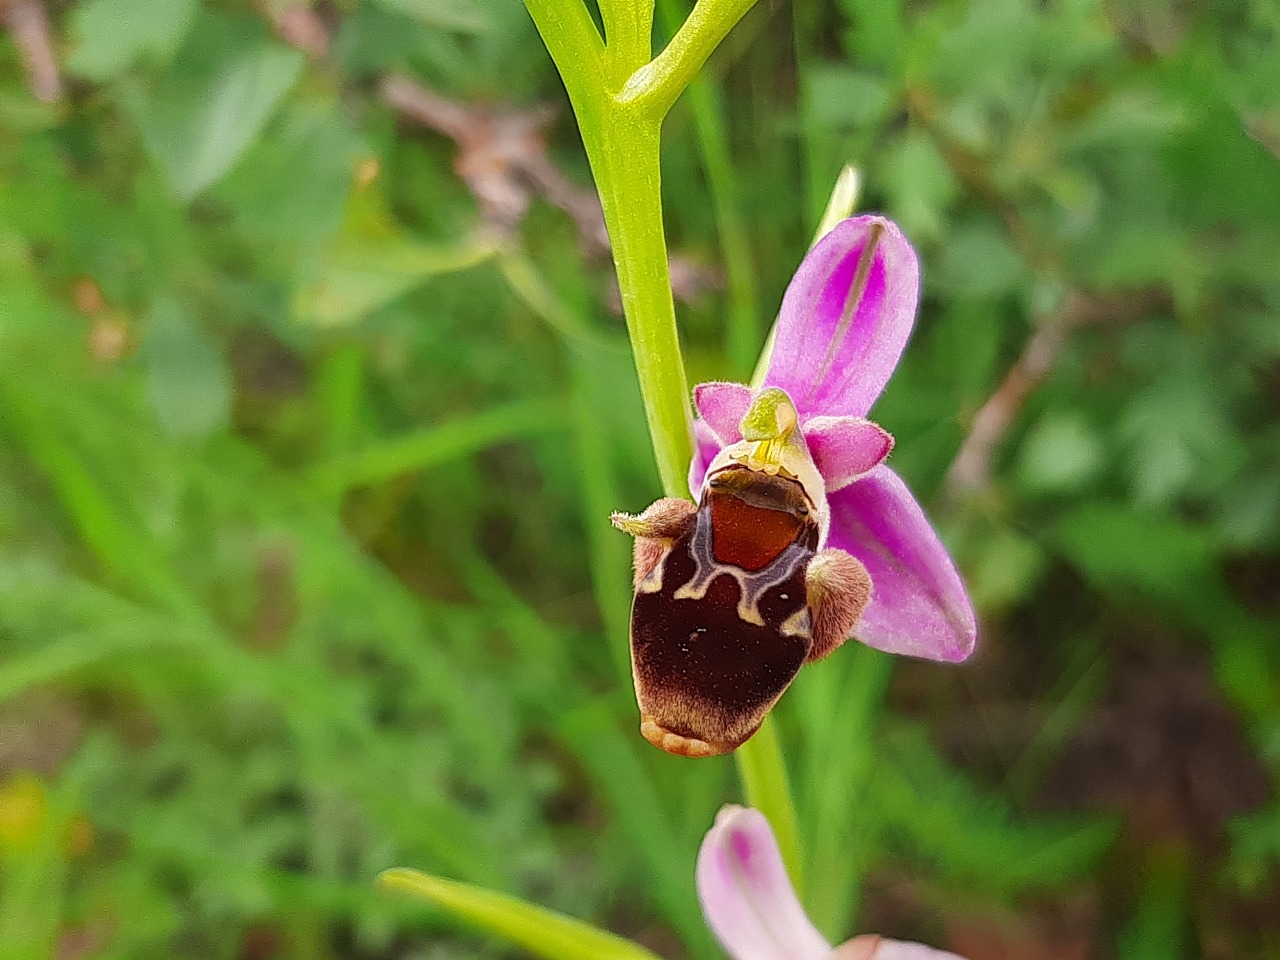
[690,215,976,663]
[698,806,967,960]
[612,215,975,758]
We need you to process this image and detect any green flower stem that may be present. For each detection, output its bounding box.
[523,0,762,497]
[525,0,802,893]
[591,116,694,495]
[524,0,709,495]
[734,715,804,893]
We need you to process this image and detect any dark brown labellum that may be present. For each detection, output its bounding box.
[613,466,870,757]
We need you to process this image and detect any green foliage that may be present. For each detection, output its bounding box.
[379,867,663,960]
[1,0,1277,957]
[125,11,306,199]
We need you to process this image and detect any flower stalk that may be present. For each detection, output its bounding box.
[523,0,764,495]
[523,0,805,887]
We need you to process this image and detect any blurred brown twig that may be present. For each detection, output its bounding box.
[267,5,717,305]
[943,288,1172,502]
[379,72,611,253]
[908,89,1174,502]
[2,0,61,101]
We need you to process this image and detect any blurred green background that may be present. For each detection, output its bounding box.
[1,0,1278,957]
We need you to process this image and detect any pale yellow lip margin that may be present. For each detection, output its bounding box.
[701,387,831,548]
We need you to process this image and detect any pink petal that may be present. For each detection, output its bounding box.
[802,416,895,492]
[828,938,968,960]
[871,941,969,960]
[765,216,919,419]
[693,381,754,445]
[697,806,832,960]
[687,417,722,497]
[826,466,976,662]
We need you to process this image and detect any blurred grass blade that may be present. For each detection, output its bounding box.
[656,0,760,377]
[732,716,803,895]
[751,163,861,389]
[124,10,304,198]
[1117,850,1189,960]
[560,702,716,957]
[310,399,564,494]
[0,622,191,704]
[498,251,626,353]
[378,868,662,960]
[569,350,637,687]
[0,380,202,620]
[796,645,892,937]
[298,235,497,327]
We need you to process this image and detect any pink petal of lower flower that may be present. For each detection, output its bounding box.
[688,417,722,497]
[826,466,976,662]
[765,216,919,420]
[829,938,968,960]
[693,381,754,445]
[802,416,894,492]
[873,941,968,960]
[697,806,832,960]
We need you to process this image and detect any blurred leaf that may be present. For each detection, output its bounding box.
[838,0,905,70]
[968,526,1049,611]
[1054,504,1215,601]
[1062,89,1186,153]
[65,0,199,82]
[1017,411,1105,494]
[1116,853,1188,960]
[378,868,662,960]
[935,221,1026,298]
[369,0,490,32]
[803,66,892,130]
[216,101,364,254]
[297,236,497,325]
[883,129,959,241]
[875,728,1118,894]
[295,175,497,326]
[125,11,305,199]
[310,399,564,494]
[142,297,231,439]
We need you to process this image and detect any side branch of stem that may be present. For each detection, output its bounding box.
[598,0,655,86]
[618,0,759,118]
[522,0,606,111]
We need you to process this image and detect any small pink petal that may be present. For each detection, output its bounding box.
[688,417,722,497]
[693,381,754,446]
[697,806,832,960]
[826,466,976,662]
[802,416,894,492]
[829,938,968,960]
[765,216,919,420]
